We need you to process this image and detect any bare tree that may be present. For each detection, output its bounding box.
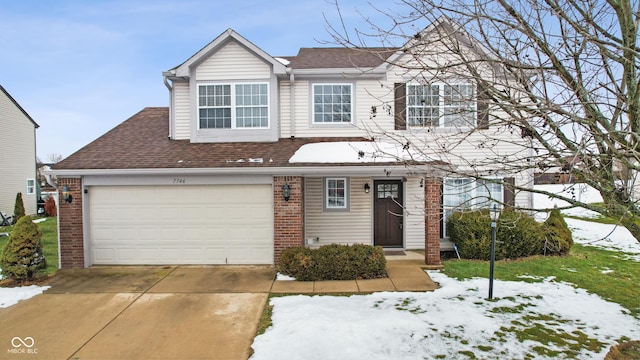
[47,153,63,164]
[326,0,640,241]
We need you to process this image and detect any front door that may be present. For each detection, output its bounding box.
[374,180,403,247]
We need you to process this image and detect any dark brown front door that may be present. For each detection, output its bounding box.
[374,180,403,247]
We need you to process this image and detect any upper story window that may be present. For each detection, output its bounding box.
[313,84,352,124]
[26,179,35,195]
[198,83,268,129]
[407,83,476,127]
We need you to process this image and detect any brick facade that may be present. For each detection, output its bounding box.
[273,176,304,265]
[57,177,85,268]
[424,177,442,265]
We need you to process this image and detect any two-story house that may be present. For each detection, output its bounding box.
[51,20,531,269]
[0,85,39,217]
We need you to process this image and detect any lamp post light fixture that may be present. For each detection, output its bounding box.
[282,183,291,202]
[488,203,500,300]
[62,186,73,204]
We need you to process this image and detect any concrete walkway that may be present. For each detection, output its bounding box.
[0,252,438,360]
[272,251,439,293]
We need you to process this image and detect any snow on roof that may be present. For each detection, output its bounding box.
[289,141,430,164]
[274,57,290,66]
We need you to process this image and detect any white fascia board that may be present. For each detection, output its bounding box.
[173,29,287,77]
[292,68,386,79]
[45,165,444,177]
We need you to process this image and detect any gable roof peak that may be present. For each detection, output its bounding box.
[168,28,287,77]
[0,84,39,128]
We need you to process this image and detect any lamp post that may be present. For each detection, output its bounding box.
[488,203,500,300]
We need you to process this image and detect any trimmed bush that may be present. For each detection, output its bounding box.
[44,196,57,217]
[541,208,573,255]
[605,340,640,360]
[1,216,46,281]
[446,209,494,260]
[447,209,545,260]
[278,246,315,281]
[498,209,545,259]
[14,192,25,223]
[278,244,386,281]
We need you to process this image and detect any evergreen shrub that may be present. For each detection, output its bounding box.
[13,192,25,223]
[278,244,386,281]
[541,208,573,255]
[447,209,546,260]
[0,216,46,281]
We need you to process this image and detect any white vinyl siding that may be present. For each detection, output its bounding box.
[404,177,426,249]
[88,185,273,265]
[0,89,37,215]
[305,177,371,247]
[173,82,190,140]
[196,41,270,80]
[290,79,390,137]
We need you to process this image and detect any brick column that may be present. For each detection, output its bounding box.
[424,177,442,265]
[273,176,304,266]
[58,177,85,268]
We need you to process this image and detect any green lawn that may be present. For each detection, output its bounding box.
[0,216,58,277]
[443,244,640,319]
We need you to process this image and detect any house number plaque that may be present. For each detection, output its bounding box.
[173,178,186,184]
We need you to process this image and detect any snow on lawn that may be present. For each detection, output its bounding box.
[566,218,640,261]
[251,273,639,360]
[0,285,50,308]
[533,183,640,260]
[251,184,640,359]
[533,183,603,220]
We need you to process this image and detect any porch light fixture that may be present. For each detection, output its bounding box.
[364,183,370,193]
[488,203,501,300]
[62,186,73,204]
[282,183,291,202]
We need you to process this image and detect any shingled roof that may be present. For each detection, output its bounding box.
[52,107,371,170]
[282,47,398,69]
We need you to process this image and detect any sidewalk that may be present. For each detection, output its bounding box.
[270,250,441,293]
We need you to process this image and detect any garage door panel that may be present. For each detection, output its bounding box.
[89,185,273,265]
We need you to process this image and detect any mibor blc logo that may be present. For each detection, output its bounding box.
[8,336,38,354]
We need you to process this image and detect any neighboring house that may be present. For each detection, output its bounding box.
[0,85,39,217]
[50,20,531,269]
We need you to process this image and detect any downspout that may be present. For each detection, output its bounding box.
[289,70,296,138]
[163,73,173,140]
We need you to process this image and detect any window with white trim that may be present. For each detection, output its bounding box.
[407,83,476,127]
[324,177,349,210]
[26,179,35,195]
[198,83,268,129]
[313,84,352,123]
[443,178,503,237]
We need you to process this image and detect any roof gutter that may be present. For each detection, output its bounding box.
[162,71,174,140]
[45,164,448,178]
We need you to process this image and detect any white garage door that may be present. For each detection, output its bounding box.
[88,185,273,265]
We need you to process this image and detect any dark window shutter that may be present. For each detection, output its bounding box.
[503,177,515,207]
[477,87,489,129]
[394,83,406,130]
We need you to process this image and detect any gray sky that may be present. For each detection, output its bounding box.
[0,0,398,160]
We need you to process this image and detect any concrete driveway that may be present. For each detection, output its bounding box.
[0,266,275,360]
